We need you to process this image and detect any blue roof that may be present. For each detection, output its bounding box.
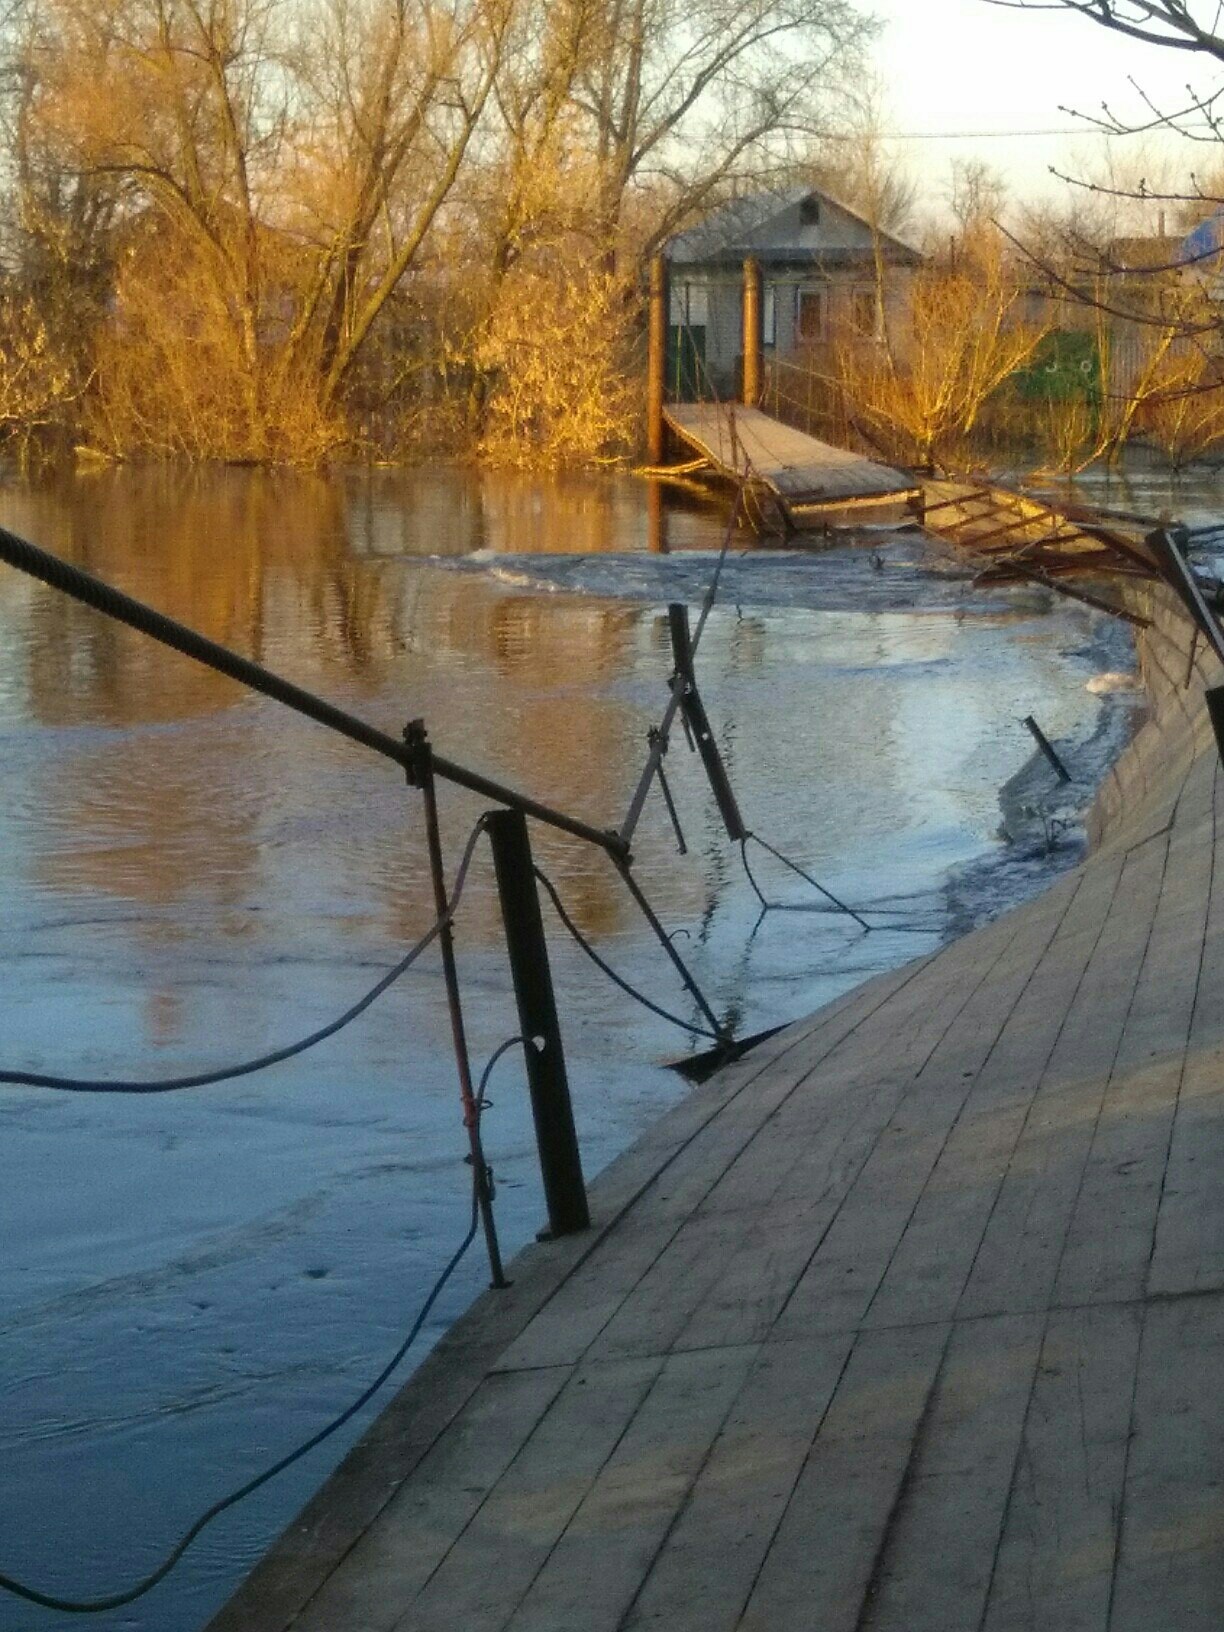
[1180,211,1224,266]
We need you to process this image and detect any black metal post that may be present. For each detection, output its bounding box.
[1022,715,1072,783]
[406,722,508,1288]
[486,809,590,1237]
[614,857,732,1045]
[1207,687,1224,765]
[668,605,748,841]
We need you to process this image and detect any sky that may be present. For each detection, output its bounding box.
[867,0,1224,222]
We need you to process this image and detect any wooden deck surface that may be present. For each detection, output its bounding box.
[208,587,1224,1632]
[664,403,917,507]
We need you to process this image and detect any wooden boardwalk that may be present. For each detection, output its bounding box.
[209,586,1224,1632]
[663,403,918,522]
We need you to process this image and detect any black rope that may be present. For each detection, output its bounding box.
[0,1034,528,1615]
[740,835,943,934]
[0,817,491,1094]
[742,832,872,930]
[533,866,723,1042]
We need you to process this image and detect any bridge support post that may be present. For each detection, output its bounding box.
[647,254,669,464]
[487,808,590,1238]
[742,257,762,407]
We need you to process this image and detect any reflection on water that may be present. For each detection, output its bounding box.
[0,460,1203,1632]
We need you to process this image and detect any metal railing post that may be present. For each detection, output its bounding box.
[1207,687,1224,764]
[405,721,508,1289]
[486,809,590,1237]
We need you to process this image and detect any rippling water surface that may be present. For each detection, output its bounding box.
[0,461,1206,1631]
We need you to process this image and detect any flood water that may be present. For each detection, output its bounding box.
[0,461,1203,1630]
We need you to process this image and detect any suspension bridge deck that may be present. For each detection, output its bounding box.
[208,585,1224,1632]
[662,402,919,523]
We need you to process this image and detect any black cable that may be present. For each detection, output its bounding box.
[0,1211,477,1613]
[0,817,490,1094]
[740,835,941,934]
[742,833,872,931]
[0,1034,529,1615]
[533,866,722,1041]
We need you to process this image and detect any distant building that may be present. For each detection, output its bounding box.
[1107,234,1184,273]
[663,187,923,395]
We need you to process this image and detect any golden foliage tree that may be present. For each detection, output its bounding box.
[476,258,637,467]
[0,294,79,458]
[0,0,872,463]
[836,232,1047,468]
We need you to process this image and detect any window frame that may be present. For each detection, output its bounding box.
[796,283,827,344]
[851,285,880,338]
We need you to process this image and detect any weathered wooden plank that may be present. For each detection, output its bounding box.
[859,1313,1045,1631]
[390,1355,665,1632]
[1147,762,1224,1298]
[737,1323,949,1632]
[590,923,1027,1360]
[1109,1291,1224,1631]
[663,404,916,503]
[956,834,1171,1320]
[289,1367,572,1632]
[859,857,1124,1331]
[498,1344,762,1632]
[619,1333,857,1632]
[982,1304,1142,1632]
[1053,788,1213,1308]
[495,948,952,1372]
[771,872,1083,1341]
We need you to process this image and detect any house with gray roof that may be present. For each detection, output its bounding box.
[664,186,923,396]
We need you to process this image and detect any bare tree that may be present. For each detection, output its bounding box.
[947,158,1006,236]
[836,228,1048,467]
[571,0,875,265]
[982,1,1224,466]
[989,2,1224,65]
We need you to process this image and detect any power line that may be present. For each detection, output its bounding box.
[823,124,1221,140]
[0,1036,526,1614]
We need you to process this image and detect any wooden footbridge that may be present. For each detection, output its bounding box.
[655,404,1166,623]
[209,579,1224,1632]
[661,402,919,525]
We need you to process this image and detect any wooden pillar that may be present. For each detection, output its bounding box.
[742,257,762,407]
[647,254,669,463]
[646,476,670,554]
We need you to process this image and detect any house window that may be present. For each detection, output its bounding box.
[800,195,821,225]
[763,283,776,347]
[797,285,825,342]
[852,287,879,336]
[669,283,709,329]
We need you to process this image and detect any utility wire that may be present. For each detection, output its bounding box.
[0,1035,527,1615]
[0,818,491,1094]
[534,865,723,1041]
[739,835,945,934]
[741,833,872,931]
